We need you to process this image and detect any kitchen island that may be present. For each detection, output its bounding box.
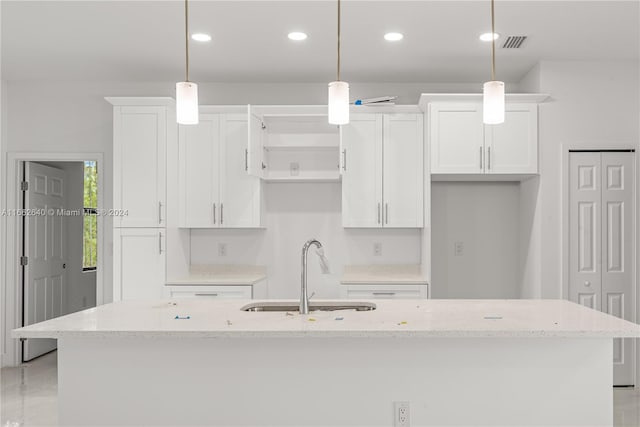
[13,299,640,426]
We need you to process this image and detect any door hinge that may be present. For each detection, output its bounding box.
[20,181,29,191]
[20,256,28,266]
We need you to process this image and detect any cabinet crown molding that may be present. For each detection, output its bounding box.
[419,93,550,110]
[105,97,175,106]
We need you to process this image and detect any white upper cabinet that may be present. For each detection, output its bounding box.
[485,104,538,174]
[423,94,546,177]
[341,114,383,228]
[179,114,220,228]
[430,103,484,174]
[111,103,169,227]
[179,111,261,228]
[341,112,424,228]
[383,114,424,228]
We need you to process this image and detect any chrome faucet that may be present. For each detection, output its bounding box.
[300,239,330,314]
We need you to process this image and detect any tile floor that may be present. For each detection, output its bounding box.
[1,351,640,426]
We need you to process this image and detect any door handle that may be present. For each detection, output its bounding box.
[377,203,381,224]
[158,202,163,224]
[487,147,491,170]
[372,292,396,296]
[158,232,163,254]
[213,203,216,225]
[221,203,224,225]
[245,149,248,171]
[480,146,483,170]
[342,149,347,171]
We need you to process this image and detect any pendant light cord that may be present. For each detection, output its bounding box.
[490,0,496,81]
[337,0,341,82]
[185,0,190,82]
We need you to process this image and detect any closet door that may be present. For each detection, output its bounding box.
[601,152,634,386]
[569,152,602,311]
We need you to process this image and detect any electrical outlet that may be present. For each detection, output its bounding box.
[218,243,227,257]
[290,162,300,176]
[394,401,410,427]
[373,242,382,256]
[454,241,464,256]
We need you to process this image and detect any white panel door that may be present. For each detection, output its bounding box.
[341,114,383,228]
[569,151,635,386]
[113,228,166,301]
[114,106,167,227]
[429,103,484,174]
[485,104,538,174]
[23,162,67,361]
[382,114,424,228]
[247,105,265,178]
[601,152,634,385]
[178,114,220,228]
[569,152,602,311]
[220,114,261,228]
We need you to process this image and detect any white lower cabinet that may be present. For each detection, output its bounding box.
[113,228,166,301]
[165,281,267,299]
[340,284,429,299]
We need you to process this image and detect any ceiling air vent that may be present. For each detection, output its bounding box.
[502,36,527,49]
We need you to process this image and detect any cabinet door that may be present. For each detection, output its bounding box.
[383,114,424,228]
[429,103,484,174]
[485,103,538,174]
[247,105,265,178]
[341,114,383,228]
[114,106,167,227]
[220,114,262,228]
[113,228,166,301]
[178,114,220,228]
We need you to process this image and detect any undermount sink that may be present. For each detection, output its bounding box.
[241,301,376,313]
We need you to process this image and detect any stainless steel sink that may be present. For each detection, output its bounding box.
[241,301,376,312]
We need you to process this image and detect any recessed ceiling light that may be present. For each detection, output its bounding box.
[384,32,404,42]
[479,32,500,42]
[288,32,308,41]
[191,33,212,42]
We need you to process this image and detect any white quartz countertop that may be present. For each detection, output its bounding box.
[166,265,266,286]
[341,265,427,284]
[12,299,640,339]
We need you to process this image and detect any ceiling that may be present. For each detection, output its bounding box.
[2,1,638,83]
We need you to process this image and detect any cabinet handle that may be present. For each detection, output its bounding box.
[377,203,381,224]
[158,202,163,224]
[158,232,163,254]
[372,292,396,296]
[213,203,216,225]
[342,149,347,171]
[245,149,248,171]
[221,203,224,225]
[487,147,491,170]
[195,293,219,297]
[480,146,483,170]
[385,203,389,225]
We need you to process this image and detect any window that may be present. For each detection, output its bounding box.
[83,161,98,271]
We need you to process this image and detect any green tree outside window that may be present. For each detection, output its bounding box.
[83,161,98,271]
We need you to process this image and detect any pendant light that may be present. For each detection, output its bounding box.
[328,0,349,125]
[176,0,199,125]
[482,0,504,124]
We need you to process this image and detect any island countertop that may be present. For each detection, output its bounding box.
[12,299,640,339]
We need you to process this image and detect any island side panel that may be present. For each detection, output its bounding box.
[58,337,612,426]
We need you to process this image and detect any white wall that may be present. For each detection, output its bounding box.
[190,183,421,299]
[431,182,521,299]
[534,60,640,298]
[36,161,97,313]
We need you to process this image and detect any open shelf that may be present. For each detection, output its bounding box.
[263,171,341,183]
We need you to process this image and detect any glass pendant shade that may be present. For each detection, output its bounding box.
[176,82,199,125]
[328,81,350,125]
[483,80,505,124]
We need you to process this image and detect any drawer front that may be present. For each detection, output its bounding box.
[341,284,429,299]
[166,285,252,299]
